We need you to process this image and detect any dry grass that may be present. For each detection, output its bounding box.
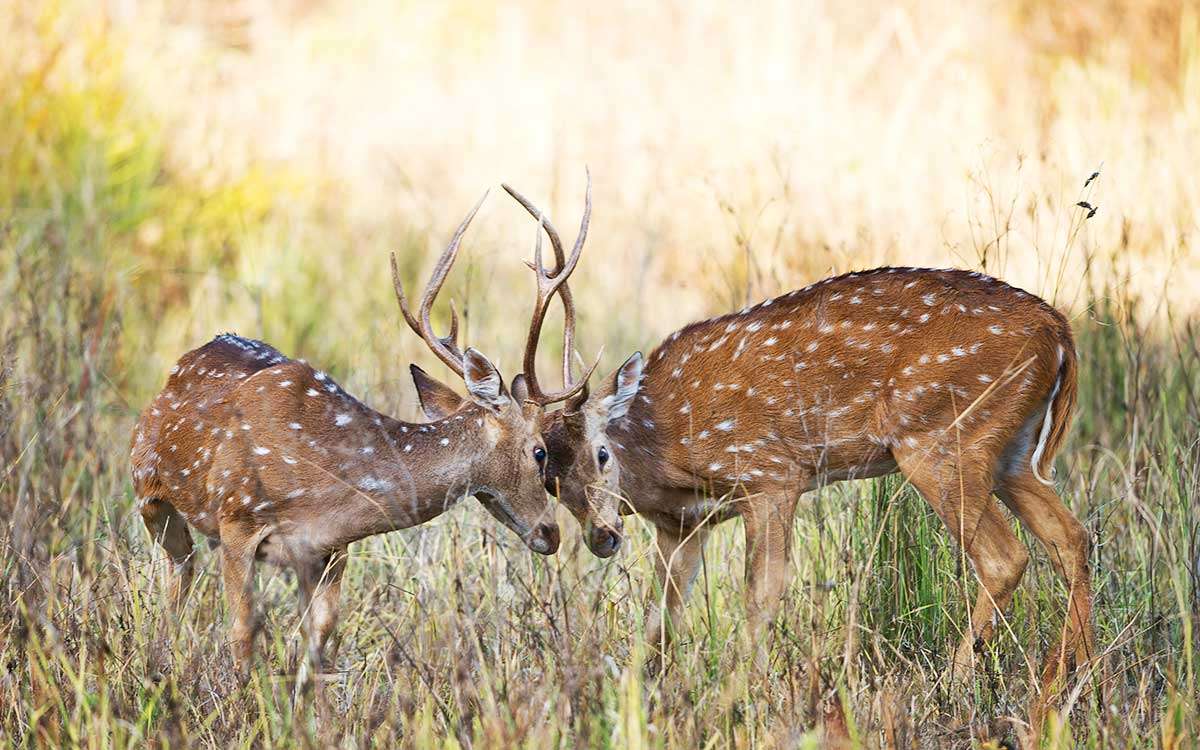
[2,0,1198,747]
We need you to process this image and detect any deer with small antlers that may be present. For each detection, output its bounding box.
[130,195,586,677]
[416,181,1093,697]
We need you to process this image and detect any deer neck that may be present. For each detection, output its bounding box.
[310,407,494,547]
[607,395,668,506]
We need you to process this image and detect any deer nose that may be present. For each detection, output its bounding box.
[529,523,560,555]
[590,526,622,558]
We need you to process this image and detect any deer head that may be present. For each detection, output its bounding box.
[391,193,591,553]
[534,352,642,558]
[504,175,632,556]
[410,175,628,556]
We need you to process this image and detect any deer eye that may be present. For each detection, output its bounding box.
[533,446,547,466]
[597,446,610,468]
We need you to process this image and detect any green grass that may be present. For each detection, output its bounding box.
[2,5,1198,748]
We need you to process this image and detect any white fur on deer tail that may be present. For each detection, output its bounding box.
[1031,346,1066,485]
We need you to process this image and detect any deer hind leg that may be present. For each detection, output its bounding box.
[894,446,1028,683]
[995,468,1094,690]
[740,490,799,670]
[140,498,196,610]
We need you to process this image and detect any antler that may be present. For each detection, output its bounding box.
[390,192,487,378]
[502,173,597,406]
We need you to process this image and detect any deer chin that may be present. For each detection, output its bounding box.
[474,490,556,554]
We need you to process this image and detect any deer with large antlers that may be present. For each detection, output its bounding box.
[129,195,585,677]
[411,177,612,543]
[425,182,1092,696]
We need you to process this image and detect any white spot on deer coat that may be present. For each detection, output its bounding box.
[358,476,394,492]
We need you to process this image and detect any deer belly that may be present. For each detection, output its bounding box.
[676,497,741,526]
[807,454,899,487]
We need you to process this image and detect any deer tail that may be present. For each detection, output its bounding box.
[1031,340,1078,485]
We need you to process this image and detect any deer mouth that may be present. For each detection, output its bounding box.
[474,490,522,531]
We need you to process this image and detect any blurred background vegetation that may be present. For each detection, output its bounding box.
[1,0,1197,746]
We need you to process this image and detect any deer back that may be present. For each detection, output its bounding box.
[564,267,1076,510]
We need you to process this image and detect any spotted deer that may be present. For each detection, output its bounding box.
[129,196,582,677]
[433,186,1093,693]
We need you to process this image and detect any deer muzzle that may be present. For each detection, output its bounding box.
[527,522,560,555]
[586,517,623,558]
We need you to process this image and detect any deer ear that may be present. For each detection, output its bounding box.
[604,351,643,424]
[463,348,510,412]
[410,364,466,420]
[510,373,530,404]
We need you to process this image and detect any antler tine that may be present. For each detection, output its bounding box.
[390,191,487,378]
[502,183,567,268]
[503,172,593,405]
[518,216,554,401]
[561,169,592,398]
[535,345,602,404]
[390,252,424,338]
[503,182,575,391]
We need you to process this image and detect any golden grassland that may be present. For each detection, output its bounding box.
[1,1,1198,746]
